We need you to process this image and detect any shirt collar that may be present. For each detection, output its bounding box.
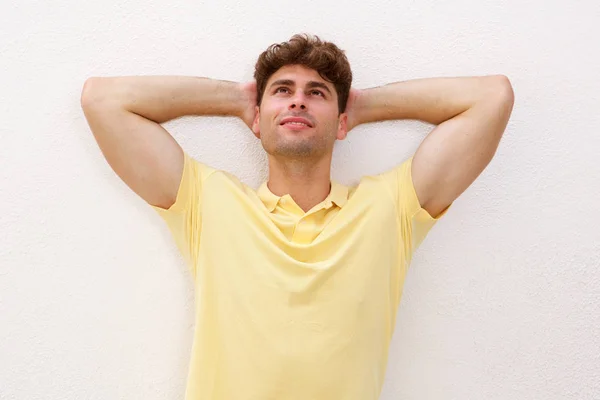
[258,180,348,213]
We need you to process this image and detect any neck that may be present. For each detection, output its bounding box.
[266,154,332,212]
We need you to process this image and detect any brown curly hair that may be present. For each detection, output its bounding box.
[253,33,353,114]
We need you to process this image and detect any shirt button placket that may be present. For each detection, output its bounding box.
[292,216,313,244]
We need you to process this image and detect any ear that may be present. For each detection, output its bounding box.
[251,105,261,139]
[336,112,349,140]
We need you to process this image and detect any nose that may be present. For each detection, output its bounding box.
[289,91,307,110]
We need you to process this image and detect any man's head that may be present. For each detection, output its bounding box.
[251,34,353,161]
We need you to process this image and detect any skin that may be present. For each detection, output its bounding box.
[241,69,514,218]
[249,64,352,212]
[82,66,513,218]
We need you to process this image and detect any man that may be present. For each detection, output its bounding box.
[81,33,514,400]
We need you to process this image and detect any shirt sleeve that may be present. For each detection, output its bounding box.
[151,151,216,279]
[379,156,451,264]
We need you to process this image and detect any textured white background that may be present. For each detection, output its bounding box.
[1,0,599,399]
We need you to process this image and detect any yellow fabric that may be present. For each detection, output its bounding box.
[152,150,450,400]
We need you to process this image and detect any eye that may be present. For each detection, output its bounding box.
[311,90,325,97]
[275,87,290,94]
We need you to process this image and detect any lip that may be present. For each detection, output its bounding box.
[281,123,312,131]
[280,116,313,128]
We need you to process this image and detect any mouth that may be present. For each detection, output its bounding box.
[280,121,312,130]
[279,116,314,130]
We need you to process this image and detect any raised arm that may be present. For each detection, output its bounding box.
[347,75,515,217]
[80,76,256,209]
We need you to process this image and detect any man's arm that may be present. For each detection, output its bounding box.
[349,75,515,217]
[80,76,254,209]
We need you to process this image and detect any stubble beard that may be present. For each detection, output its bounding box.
[269,128,331,159]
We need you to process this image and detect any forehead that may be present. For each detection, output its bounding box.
[267,65,335,91]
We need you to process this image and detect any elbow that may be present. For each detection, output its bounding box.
[490,74,515,106]
[80,77,101,109]
[80,77,113,109]
[491,75,515,137]
[480,75,514,120]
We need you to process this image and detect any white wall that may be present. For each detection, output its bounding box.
[1,0,599,398]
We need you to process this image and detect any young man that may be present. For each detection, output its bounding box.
[81,33,514,400]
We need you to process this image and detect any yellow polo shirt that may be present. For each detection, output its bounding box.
[152,151,450,400]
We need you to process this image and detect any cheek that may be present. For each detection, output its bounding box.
[318,117,339,132]
[258,107,275,124]
[262,110,284,131]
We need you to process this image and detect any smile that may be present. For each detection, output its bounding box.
[281,122,311,129]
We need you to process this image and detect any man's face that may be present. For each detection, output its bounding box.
[252,64,348,159]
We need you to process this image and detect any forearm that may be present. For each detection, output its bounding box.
[355,75,508,126]
[81,76,246,124]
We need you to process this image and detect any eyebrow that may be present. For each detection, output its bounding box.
[269,79,333,96]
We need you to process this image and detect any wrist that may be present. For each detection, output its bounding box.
[351,87,378,126]
[238,81,258,128]
[231,82,245,119]
[368,85,402,124]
